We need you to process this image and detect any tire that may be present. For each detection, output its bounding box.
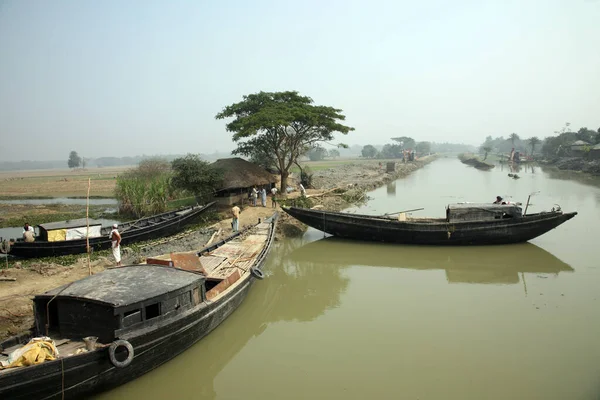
[250,267,265,280]
[108,340,134,368]
[0,240,10,254]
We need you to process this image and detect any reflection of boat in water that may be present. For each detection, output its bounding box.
[289,237,574,285]
[98,244,349,400]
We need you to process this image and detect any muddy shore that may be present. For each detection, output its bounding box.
[0,156,438,340]
[539,157,600,175]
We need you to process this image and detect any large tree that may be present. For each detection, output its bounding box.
[215,91,354,191]
[68,151,81,169]
[508,133,520,147]
[528,137,541,156]
[361,145,377,158]
[415,141,431,155]
[391,136,416,150]
[307,145,328,161]
[171,154,223,201]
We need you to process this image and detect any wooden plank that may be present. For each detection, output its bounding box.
[206,270,241,300]
[169,253,207,274]
[198,256,227,274]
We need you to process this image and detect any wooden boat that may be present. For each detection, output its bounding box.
[289,237,574,285]
[6,203,215,258]
[458,153,495,170]
[281,203,577,245]
[0,213,278,400]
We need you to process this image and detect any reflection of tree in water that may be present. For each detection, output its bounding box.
[174,239,350,400]
[264,239,351,323]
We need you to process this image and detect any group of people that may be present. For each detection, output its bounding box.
[249,186,279,208]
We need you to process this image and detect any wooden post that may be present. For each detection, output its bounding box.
[86,178,91,276]
[523,194,532,216]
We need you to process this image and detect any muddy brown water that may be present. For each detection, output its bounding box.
[96,158,600,400]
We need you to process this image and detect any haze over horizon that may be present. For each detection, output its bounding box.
[1,0,599,162]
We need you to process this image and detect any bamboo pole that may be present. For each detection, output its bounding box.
[86,178,91,276]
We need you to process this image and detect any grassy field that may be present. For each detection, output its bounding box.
[0,166,131,198]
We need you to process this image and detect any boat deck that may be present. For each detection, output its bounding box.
[0,338,86,373]
[146,221,272,281]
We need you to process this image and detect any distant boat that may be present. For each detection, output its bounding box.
[281,203,577,245]
[6,203,216,258]
[0,213,278,399]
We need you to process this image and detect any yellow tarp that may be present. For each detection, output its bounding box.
[0,338,59,369]
[47,229,67,242]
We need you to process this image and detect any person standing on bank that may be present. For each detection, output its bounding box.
[271,186,278,208]
[251,187,258,207]
[231,203,241,232]
[261,187,267,207]
[109,224,122,267]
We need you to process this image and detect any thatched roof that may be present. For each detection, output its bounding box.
[571,140,589,146]
[211,157,277,191]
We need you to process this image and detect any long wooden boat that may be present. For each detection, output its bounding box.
[6,203,216,258]
[0,213,278,399]
[289,237,574,285]
[281,203,577,245]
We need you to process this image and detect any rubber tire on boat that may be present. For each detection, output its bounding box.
[250,267,264,280]
[0,240,10,254]
[108,340,134,368]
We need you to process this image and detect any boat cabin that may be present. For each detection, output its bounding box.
[37,218,104,242]
[33,265,205,343]
[446,203,523,222]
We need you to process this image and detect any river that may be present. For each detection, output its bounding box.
[96,158,600,400]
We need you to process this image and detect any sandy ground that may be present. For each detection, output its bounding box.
[0,156,438,341]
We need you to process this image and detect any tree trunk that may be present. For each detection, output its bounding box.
[280,170,289,193]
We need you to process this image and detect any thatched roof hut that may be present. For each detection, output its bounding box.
[211,157,277,193]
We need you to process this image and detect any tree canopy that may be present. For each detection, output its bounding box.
[68,151,81,169]
[171,154,223,201]
[361,145,377,158]
[215,91,354,190]
[391,136,416,150]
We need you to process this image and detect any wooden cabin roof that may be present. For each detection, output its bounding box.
[448,203,521,211]
[39,265,203,307]
[38,218,104,231]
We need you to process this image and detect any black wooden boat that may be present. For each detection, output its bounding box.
[0,213,278,399]
[282,203,577,245]
[6,203,215,258]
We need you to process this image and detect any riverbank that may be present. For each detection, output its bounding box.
[276,155,439,236]
[539,157,600,175]
[0,155,438,340]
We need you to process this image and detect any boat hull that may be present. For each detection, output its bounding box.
[8,203,215,258]
[282,207,577,245]
[0,214,278,399]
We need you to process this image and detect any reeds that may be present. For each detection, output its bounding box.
[115,172,173,218]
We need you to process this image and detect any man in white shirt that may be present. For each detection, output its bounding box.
[22,223,35,242]
[109,224,122,266]
[270,187,278,208]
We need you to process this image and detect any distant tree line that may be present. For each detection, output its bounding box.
[357,138,473,159]
[478,124,600,159]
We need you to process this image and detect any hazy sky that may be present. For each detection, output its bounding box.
[1,0,599,162]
